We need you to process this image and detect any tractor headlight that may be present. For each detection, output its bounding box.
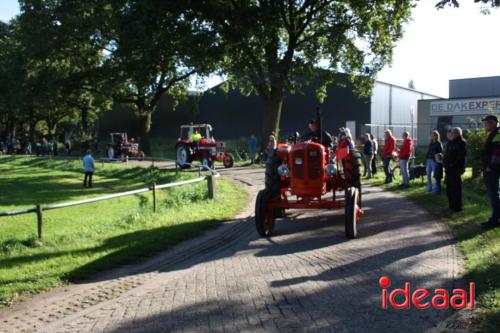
[277,164,290,177]
[325,163,336,177]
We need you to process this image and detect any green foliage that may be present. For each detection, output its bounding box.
[467,129,488,178]
[436,0,500,10]
[194,0,415,145]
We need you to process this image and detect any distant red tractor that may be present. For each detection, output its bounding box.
[175,124,234,169]
[255,137,363,239]
[107,132,145,161]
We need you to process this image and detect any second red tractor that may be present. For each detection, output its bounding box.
[175,124,234,169]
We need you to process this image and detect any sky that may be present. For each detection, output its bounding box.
[1,0,499,98]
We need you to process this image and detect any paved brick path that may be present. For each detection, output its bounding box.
[0,168,473,332]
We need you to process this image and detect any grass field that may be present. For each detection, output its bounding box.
[365,163,499,332]
[0,156,247,306]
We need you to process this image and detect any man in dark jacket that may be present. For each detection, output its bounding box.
[481,115,500,229]
[363,133,374,178]
[301,118,333,149]
[444,127,467,212]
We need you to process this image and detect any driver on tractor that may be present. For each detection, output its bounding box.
[191,129,202,148]
[301,118,334,149]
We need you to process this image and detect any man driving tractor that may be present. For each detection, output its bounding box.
[301,117,334,149]
[191,129,202,142]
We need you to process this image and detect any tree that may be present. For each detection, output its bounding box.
[436,0,500,9]
[18,0,113,140]
[196,0,415,151]
[97,0,219,155]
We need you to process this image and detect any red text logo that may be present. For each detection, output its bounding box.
[379,276,475,310]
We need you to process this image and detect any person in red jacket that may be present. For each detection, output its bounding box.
[398,131,414,187]
[382,129,396,183]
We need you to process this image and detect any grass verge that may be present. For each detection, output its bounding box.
[0,156,247,306]
[366,165,499,332]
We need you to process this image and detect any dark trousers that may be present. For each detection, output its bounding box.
[484,169,500,224]
[372,154,378,174]
[446,172,462,211]
[84,172,93,187]
[383,157,392,182]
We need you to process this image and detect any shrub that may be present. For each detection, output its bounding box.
[466,129,488,179]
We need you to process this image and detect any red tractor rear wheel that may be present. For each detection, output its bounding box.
[255,189,275,237]
[345,186,359,239]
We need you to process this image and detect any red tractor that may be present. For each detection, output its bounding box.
[107,132,145,161]
[175,124,234,169]
[255,136,363,239]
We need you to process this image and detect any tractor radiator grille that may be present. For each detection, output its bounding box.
[291,150,304,179]
[308,149,323,179]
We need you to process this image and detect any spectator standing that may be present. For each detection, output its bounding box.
[363,133,374,179]
[398,131,414,187]
[370,133,378,174]
[425,131,443,192]
[434,153,444,194]
[83,149,95,188]
[266,132,277,159]
[249,134,257,164]
[382,129,396,184]
[481,115,500,229]
[444,127,467,213]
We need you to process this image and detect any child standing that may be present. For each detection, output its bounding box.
[83,149,95,188]
[434,153,444,194]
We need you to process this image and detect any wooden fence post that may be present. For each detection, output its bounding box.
[152,182,157,212]
[207,176,216,199]
[36,204,43,240]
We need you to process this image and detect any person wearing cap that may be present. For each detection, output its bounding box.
[481,115,500,229]
[444,127,467,213]
[301,118,333,149]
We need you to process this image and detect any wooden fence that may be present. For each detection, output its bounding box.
[0,173,219,240]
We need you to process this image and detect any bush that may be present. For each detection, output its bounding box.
[466,129,488,179]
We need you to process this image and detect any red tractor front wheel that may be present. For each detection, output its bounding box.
[223,153,234,168]
[345,186,360,239]
[255,189,275,237]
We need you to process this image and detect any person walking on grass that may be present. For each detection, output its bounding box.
[398,131,414,188]
[370,133,378,174]
[363,133,374,179]
[425,131,443,193]
[382,129,396,184]
[444,127,467,213]
[481,115,500,229]
[83,149,95,188]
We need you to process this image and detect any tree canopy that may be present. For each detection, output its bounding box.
[194,0,415,149]
[2,0,417,154]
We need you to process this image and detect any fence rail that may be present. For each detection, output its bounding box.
[0,168,219,240]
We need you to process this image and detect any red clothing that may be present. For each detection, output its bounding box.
[398,137,414,160]
[382,135,396,158]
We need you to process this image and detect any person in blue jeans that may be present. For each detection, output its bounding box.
[83,150,95,188]
[425,131,443,192]
[481,115,500,229]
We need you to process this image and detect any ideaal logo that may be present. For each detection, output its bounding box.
[379,276,475,310]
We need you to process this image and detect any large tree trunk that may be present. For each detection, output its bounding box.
[138,112,152,156]
[259,92,283,153]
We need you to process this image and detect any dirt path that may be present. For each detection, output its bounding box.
[0,167,472,333]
